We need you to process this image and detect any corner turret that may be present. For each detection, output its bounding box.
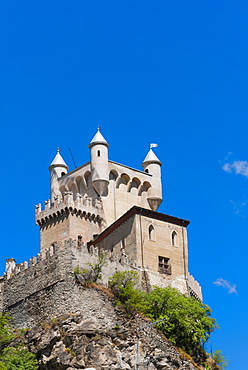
[49,149,68,202]
[142,146,162,211]
[89,127,109,196]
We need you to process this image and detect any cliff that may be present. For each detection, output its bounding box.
[19,284,201,370]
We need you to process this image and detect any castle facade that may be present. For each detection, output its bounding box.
[0,129,201,328]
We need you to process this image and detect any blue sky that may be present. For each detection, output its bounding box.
[0,1,247,368]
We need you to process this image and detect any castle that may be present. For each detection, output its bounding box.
[0,128,202,328]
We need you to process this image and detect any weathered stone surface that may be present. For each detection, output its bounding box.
[15,287,201,370]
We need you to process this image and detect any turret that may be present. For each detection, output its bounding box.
[89,127,109,196]
[142,146,162,211]
[49,149,68,202]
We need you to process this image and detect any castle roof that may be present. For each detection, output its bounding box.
[88,206,190,246]
[142,148,162,166]
[89,127,109,148]
[49,149,68,170]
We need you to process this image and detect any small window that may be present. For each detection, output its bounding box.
[158,256,171,275]
[148,225,155,240]
[97,150,101,157]
[61,172,65,177]
[145,169,149,173]
[171,231,178,247]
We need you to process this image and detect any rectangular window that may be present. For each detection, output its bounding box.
[158,256,171,275]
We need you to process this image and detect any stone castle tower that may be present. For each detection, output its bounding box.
[0,128,202,328]
[36,128,163,254]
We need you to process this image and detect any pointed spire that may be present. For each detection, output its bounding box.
[142,148,162,166]
[49,148,68,170]
[89,127,109,148]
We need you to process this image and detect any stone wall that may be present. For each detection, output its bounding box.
[1,238,202,328]
[1,239,136,328]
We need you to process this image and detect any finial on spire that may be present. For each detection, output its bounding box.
[98,125,101,131]
[57,147,61,153]
[150,143,158,150]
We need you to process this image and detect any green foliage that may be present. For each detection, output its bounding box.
[2,346,38,370]
[108,272,219,362]
[209,350,229,370]
[141,286,218,357]
[108,271,144,313]
[0,362,7,370]
[74,252,107,284]
[0,313,15,351]
[0,313,38,370]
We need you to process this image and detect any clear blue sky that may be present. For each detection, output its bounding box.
[0,1,247,368]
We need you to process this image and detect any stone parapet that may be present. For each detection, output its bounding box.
[188,273,202,301]
[35,191,104,226]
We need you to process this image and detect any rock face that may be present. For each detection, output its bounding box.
[19,286,200,370]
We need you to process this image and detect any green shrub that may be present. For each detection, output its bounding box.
[74,252,107,284]
[0,313,15,351]
[209,350,229,369]
[0,313,38,370]
[108,273,219,362]
[141,286,218,357]
[108,271,144,313]
[2,346,38,370]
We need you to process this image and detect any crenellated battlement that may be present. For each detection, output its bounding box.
[36,191,104,226]
[2,238,138,283]
[0,232,202,328]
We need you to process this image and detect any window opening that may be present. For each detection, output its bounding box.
[77,235,83,248]
[158,256,171,275]
[97,150,101,157]
[171,231,178,247]
[148,225,155,240]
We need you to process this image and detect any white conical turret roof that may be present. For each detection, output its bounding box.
[89,127,109,148]
[142,148,162,166]
[49,149,68,170]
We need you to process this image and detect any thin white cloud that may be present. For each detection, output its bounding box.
[222,161,248,178]
[214,278,237,294]
[230,199,246,215]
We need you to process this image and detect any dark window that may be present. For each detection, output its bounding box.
[158,256,171,275]
[145,169,149,173]
[148,225,155,240]
[97,150,101,157]
[171,231,178,246]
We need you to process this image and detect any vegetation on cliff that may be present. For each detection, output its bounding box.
[108,271,227,369]
[0,313,38,370]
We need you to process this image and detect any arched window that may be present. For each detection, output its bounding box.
[116,173,130,189]
[67,180,78,200]
[84,171,91,188]
[149,225,155,241]
[128,177,141,195]
[97,150,101,157]
[171,231,178,247]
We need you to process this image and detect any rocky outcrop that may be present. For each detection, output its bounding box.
[17,285,201,370]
